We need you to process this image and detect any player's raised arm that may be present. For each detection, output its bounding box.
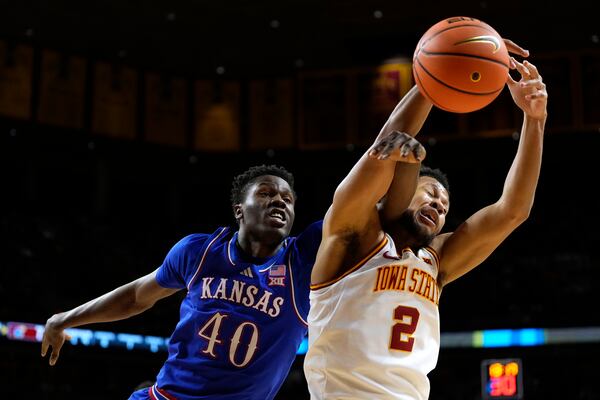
[311,131,425,285]
[311,82,432,286]
[327,84,433,238]
[379,85,433,140]
[326,132,425,234]
[377,86,433,223]
[436,58,548,286]
[41,271,178,366]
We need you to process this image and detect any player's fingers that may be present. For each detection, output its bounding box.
[399,142,408,157]
[41,337,49,357]
[371,140,390,159]
[523,60,539,78]
[503,38,529,58]
[403,149,425,164]
[368,141,387,157]
[506,72,517,86]
[370,131,402,157]
[520,78,545,91]
[412,142,426,162]
[398,141,424,163]
[49,346,62,366]
[511,57,531,78]
[526,90,548,100]
[378,141,398,160]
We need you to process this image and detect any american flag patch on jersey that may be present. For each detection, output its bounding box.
[268,264,286,286]
[269,264,286,276]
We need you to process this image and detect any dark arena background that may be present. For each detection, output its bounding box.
[1,1,599,399]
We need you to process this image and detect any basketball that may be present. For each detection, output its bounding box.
[413,16,510,113]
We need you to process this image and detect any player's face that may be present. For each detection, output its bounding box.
[237,175,296,243]
[406,176,449,238]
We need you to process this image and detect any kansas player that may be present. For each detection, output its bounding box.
[41,164,322,400]
[304,58,547,399]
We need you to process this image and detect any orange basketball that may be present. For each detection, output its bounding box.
[413,16,509,113]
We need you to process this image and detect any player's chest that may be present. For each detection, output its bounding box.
[190,255,292,315]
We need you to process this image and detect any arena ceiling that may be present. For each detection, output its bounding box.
[0,0,597,77]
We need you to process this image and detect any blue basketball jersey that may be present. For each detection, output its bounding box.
[145,220,322,400]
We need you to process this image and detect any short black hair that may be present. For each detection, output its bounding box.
[420,165,450,196]
[230,164,296,206]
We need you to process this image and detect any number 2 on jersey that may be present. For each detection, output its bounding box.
[198,312,259,367]
[389,305,420,352]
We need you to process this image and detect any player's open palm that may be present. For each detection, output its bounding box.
[369,131,426,163]
[507,58,548,120]
[41,319,71,366]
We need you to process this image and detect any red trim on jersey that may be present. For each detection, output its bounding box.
[227,236,236,266]
[187,227,228,291]
[424,246,441,270]
[150,384,177,400]
[310,236,389,290]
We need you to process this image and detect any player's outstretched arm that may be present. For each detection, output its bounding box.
[327,131,425,236]
[436,58,547,286]
[379,38,527,225]
[379,85,433,140]
[376,86,432,223]
[41,270,178,365]
[312,131,425,285]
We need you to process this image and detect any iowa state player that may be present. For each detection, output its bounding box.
[41,164,322,400]
[304,57,547,399]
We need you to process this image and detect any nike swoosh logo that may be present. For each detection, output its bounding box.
[454,35,502,53]
[383,251,401,260]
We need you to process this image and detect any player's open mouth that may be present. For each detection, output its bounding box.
[267,209,287,227]
[418,209,436,227]
[269,209,286,221]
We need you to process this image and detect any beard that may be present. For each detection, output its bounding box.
[390,210,436,249]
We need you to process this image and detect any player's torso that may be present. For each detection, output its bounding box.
[160,228,308,400]
[305,235,441,400]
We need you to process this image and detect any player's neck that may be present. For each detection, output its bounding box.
[388,226,431,252]
[236,230,284,259]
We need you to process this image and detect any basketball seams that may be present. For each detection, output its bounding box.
[419,23,498,50]
[413,66,451,111]
[415,57,503,96]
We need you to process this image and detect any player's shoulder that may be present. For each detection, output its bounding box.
[432,232,451,247]
[426,233,451,260]
[176,227,231,251]
[298,220,323,236]
[287,220,323,264]
[289,219,323,244]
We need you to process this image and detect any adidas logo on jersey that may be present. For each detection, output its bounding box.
[240,267,254,278]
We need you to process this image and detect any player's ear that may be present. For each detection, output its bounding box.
[233,204,243,220]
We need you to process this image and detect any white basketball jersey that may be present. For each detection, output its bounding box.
[304,235,441,400]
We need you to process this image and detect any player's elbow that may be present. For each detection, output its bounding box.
[498,198,533,227]
[505,207,531,228]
